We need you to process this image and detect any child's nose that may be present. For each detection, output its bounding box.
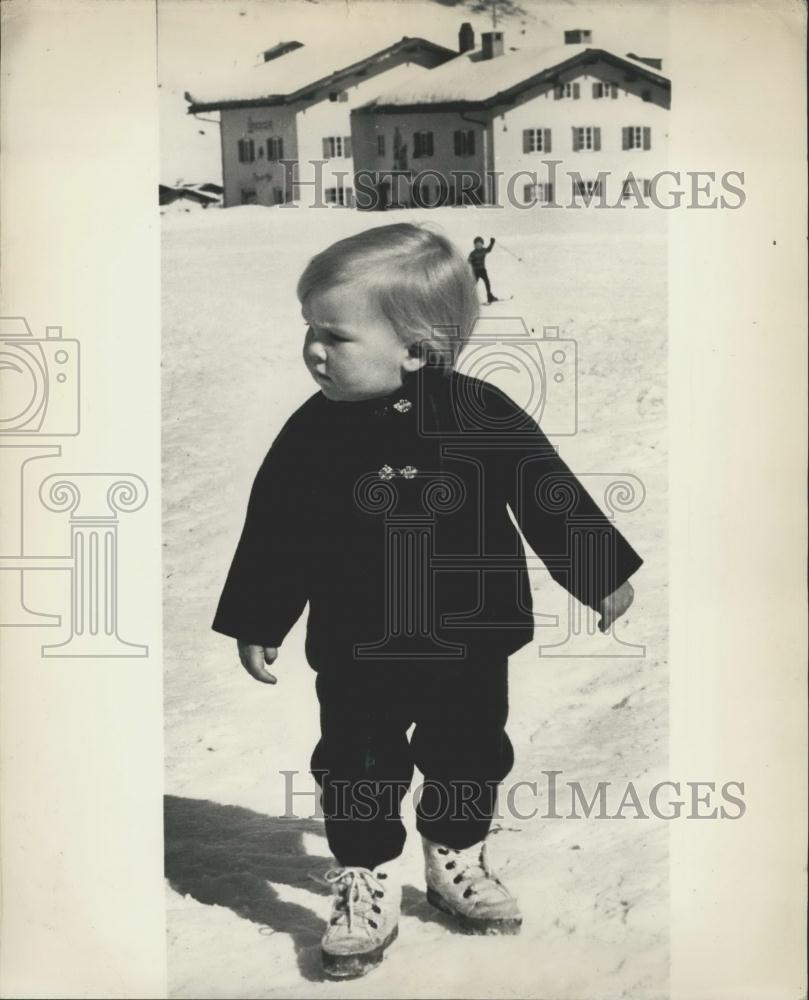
[305,336,327,364]
[308,340,326,361]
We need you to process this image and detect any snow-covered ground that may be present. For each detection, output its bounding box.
[162,203,668,999]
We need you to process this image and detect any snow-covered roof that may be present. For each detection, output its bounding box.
[356,44,669,110]
[186,35,455,112]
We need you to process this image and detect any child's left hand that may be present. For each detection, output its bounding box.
[598,580,635,633]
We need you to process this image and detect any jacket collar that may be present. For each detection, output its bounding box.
[319,362,451,420]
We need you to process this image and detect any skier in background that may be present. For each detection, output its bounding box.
[468,235,498,303]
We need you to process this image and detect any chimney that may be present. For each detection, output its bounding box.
[459,22,475,54]
[261,40,303,62]
[564,29,592,44]
[481,31,504,60]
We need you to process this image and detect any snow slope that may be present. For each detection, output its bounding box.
[162,202,668,999]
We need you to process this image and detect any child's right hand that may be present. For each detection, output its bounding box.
[237,641,279,684]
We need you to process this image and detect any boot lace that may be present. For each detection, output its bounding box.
[436,840,511,900]
[323,867,388,934]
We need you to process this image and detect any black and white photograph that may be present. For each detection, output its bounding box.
[0,1,805,998]
[162,3,668,995]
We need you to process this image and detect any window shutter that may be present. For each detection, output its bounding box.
[522,129,531,153]
[414,133,421,158]
[344,137,352,158]
[266,138,272,160]
[592,82,599,98]
[611,83,618,98]
[593,127,601,151]
[554,85,563,100]
[543,128,552,153]
[322,137,330,159]
[278,138,284,160]
[573,82,580,99]
[468,130,475,155]
[622,127,630,150]
[428,132,434,156]
[643,126,651,150]
[572,127,580,152]
[454,130,462,156]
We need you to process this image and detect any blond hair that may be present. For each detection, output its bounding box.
[296,223,479,369]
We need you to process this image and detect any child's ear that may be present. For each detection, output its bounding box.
[403,340,428,372]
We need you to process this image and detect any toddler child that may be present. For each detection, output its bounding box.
[213,222,641,979]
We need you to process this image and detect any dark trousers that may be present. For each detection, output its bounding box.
[311,660,514,870]
[473,268,496,302]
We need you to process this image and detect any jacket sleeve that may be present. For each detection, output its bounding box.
[212,419,309,646]
[487,238,495,252]
[499,398,643,609]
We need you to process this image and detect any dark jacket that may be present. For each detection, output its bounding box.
[212,364,643,670]
[468,239,495,272]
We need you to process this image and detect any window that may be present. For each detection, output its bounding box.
[572,126,601,151]
[453,129,476,156]
[413,130,434,158]
[522,128,552,153]
[621,177,653,199]
[328,91,349,102]
[240,188,257,205]
[571,177,603,201]
[237,138,255,163]
[377,134,385,157]
[325,185,352,206]
[323,136,352,158]
[592,81,618,99]
[554,81,580,100]
[272,187,284,204]
[622,126,652,150]
[266,137,284,161]
[523,182,554,204]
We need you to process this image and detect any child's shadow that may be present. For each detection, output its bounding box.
[164,796,450,983]
[164,795,336,982]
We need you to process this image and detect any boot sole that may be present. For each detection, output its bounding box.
[322,925,399,979]
[426,888,522,936]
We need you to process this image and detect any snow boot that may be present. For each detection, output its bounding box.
[321,864,400,979]
[422,837,522,935]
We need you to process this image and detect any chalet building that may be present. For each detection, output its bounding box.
[351,26,670,208]
[185,37,456,208]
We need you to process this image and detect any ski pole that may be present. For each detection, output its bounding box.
[497,241,524,263]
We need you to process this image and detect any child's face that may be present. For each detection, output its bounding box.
[474,239,484,248]
[302,282,415,402]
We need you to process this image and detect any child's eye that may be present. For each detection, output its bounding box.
[305,323,347,344]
